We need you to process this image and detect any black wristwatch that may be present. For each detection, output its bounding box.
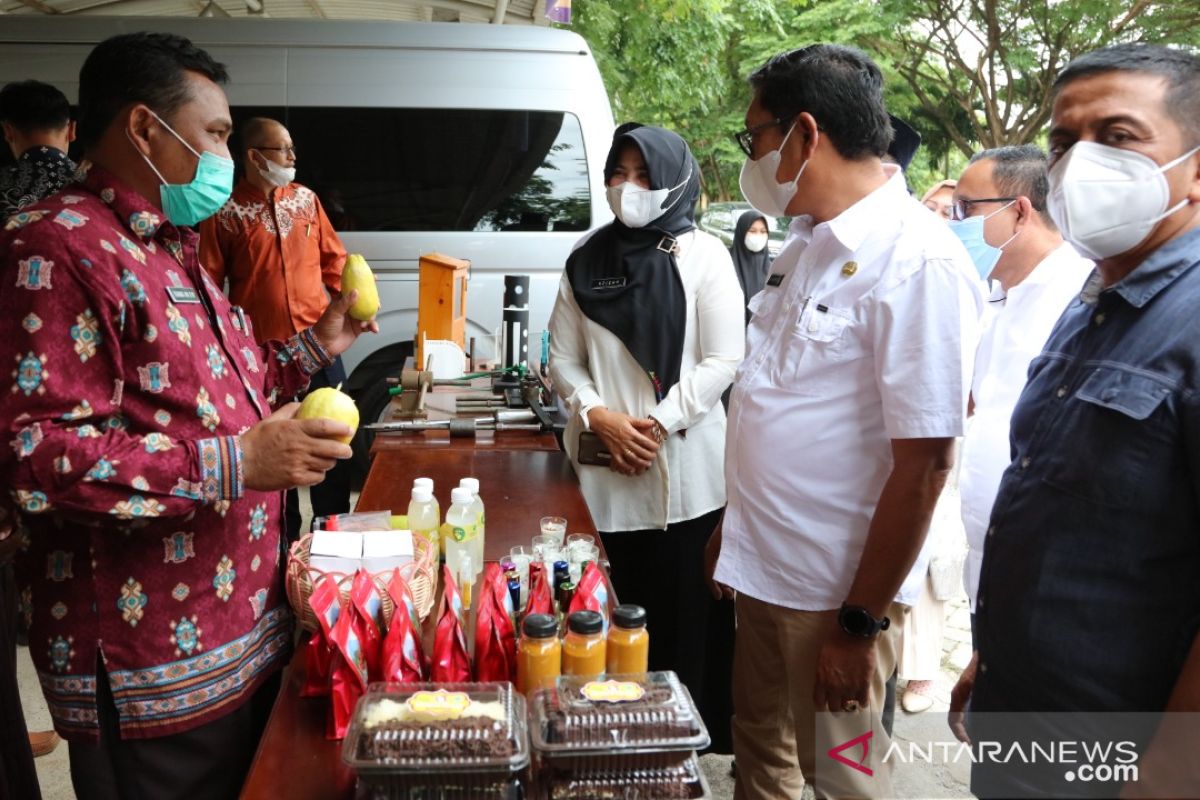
[838,603,891,639]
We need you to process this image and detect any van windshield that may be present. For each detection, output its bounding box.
[276,107,591,233]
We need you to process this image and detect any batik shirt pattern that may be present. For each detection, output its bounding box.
[0,146,77,219]
[0,165,331,742]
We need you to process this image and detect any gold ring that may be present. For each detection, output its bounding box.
[842,700,862,712]
[625,448,634,458]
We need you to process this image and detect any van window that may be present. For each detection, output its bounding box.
[279,108,591,233]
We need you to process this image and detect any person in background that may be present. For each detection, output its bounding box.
[951,43,1200,798]
[922,179,957,220]
[730,209,772,321]
[0,79,76,219]
[950,144,1092,643]
[199,117,350,542]
[0,32,375,800]
[550,123,745,752]
[707,45,983,799]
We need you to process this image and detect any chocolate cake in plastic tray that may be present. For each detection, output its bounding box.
[529,671,709,768]
[343,682,529,796]
[537,755,712,800]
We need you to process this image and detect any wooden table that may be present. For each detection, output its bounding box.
[240,447,599,800]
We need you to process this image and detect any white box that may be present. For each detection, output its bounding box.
[308,530,363,575]
[361,530,415,574]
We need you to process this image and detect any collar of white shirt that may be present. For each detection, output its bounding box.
[785,163,909,252]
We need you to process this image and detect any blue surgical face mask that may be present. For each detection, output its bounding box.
[128,110,234,227]
[948,201,1018,280]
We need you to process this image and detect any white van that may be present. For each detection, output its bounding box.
[0,16,615,473]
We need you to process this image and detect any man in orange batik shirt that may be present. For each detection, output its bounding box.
[200,117,350,541]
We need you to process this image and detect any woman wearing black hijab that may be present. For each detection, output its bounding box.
[730,209,773,322]
[549,124,744,751]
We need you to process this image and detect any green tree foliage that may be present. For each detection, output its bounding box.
[567,0,1198,201]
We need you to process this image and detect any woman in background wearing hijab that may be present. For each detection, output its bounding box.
[549,124,744,751]
[730,209,772,321]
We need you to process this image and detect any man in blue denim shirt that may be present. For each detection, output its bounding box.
[950,44,1200,798]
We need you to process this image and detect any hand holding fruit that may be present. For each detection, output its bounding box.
[313,253,380,356]
[241,400,355,491]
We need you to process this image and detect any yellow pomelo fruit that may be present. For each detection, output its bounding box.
[342,253,380,321]
[296,387,359,444]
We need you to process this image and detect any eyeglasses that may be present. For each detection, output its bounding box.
[733,117,794,158]
[256,146,297,157]
[951,197,1016,221]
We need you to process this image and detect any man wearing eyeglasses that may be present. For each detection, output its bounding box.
[949,146,1092,647]
[200,117,350,541]
[705,44,984,799]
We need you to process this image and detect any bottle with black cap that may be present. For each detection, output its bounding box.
[517,613,561,694]
[562,610,605,678]
[607,604,649,674]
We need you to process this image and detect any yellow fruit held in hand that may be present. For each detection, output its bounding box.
[342,253,380,321]
[296,387,359,444]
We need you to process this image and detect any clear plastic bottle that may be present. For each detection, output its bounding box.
[445,487,482,581]
[459,477,486,569]
[407,485,440,563]
[412,477,440,519]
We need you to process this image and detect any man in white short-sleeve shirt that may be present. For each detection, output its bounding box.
[706,44,984,800]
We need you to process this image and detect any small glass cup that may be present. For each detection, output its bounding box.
[539,516,567,546]
[566,533,596,559]
[531,534,556,561]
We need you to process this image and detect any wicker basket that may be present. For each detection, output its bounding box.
[286,532,437,633]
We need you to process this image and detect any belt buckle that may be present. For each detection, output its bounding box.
[656,236,679,255]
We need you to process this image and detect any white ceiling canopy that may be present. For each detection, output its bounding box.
[0,0,549,25]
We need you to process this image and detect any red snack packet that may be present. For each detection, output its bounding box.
[301,574,342,697]
[430,564,471,682]
[326,590,368,740]
[474,563,518,683]
[526,561,554,617]
[568,562,611,633]
[349,569,385,682]
[381,569,425,683]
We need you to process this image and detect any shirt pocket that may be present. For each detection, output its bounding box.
[1040,365,1176,509]
[774,305,863,390]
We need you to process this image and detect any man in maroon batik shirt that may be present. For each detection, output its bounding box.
[0,33,376,800]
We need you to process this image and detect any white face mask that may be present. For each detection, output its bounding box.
[744,232,769,253]
[254,151,296,188]
[1047,140,1200,260]
[606,172,689,229]
[738,121,810,218]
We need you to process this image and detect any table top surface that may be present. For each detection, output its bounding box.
[240,446,598,799]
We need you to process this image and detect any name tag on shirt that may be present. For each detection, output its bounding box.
[166,286,200,304]
[591,277,627,290]
[766,273,785,287]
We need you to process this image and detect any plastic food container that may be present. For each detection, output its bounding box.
[343,682,529,799]
[529,671,710,770]
[536,753,711,799]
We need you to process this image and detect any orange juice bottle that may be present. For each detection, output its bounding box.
[562,611,605,679]
[517,613,561,694]
[606,604,649,674]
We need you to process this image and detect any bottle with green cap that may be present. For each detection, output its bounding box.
[607,604,649,674]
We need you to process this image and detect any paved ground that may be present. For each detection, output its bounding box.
[19,484,977,799]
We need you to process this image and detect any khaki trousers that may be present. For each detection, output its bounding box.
[732,593,903,800]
